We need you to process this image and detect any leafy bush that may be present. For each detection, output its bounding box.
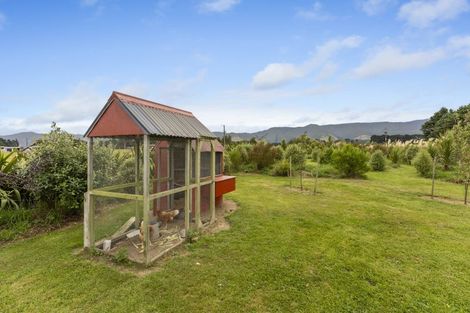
[284,144,306,170]
[412,150,433,178]
[436,131,455,170]
[331,144,369,178]
[388,146,401,166]
[404,145,419,164]
[249,141,278,170]
[24,124,87,217]
[427,142,438,159]
[271,159,290,176]
[370,150,386,171]
[320,146,334,164]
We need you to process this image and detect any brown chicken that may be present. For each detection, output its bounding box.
[157,209,180,228]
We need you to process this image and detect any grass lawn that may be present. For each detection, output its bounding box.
[1,166,470,312]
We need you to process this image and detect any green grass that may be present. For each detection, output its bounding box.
[1,166,470,312]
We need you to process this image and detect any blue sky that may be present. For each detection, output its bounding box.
[0,0,469,134]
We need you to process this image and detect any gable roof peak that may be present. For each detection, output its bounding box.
[111,91,194,117]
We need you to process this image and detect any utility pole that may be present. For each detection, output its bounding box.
[223,125,226,147]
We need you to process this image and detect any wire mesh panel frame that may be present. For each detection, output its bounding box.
[84,135,218,265]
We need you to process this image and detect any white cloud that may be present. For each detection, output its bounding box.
[448,35,470,57]
[315,63,338,81]
[353,46,446,78]
[297,2,331,20]
[252,36,363,89]
[354,35,470,78]
[199,0,240,13]
[0,12,6,30]
[398,0,469,28]
[24,82,106,134]
[360,0,395,15]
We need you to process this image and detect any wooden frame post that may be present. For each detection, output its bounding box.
[210,140,216,223]
[184,139,191,232]
[84,137,94,248]
[170,144,175,210]
[143,135,151,265]
[135,137,141,228]
[195,139,203,229]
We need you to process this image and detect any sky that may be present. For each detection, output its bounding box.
[0,0,470,135]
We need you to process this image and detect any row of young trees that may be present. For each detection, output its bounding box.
[223,110,470,202]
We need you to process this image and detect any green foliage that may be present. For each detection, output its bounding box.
[388,146,402,166]
[113,248,129,264]
[422,104,470,139]
[186,229,201,243]
[422,107,457,139]
[370,150,386,171]
[0,151,22,173]
[436,131,455,170]
[0,189,21,210]
[412,150,433,178]
[452,112,470,183]
[331,144,369,178]
[404,145,419,165]
[427,142,438,159]
[24,124,87,217]
[271,159,290,176]
[0,138,19,147]
[284,144,306,170]
[320,146,334,164]
[249,141,279,170]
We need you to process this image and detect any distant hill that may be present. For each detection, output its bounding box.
[0,132,83,147]
[0,132,44,147]
[214,120,427,143]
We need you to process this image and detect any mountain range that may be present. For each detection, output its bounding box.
[1,119,427,147]
[214,120,427,143]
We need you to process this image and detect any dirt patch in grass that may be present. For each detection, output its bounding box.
[420,195,469,206]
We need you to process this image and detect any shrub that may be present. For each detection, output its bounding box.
[370,150,386,171]
[388,146,401,166]
[436,131,455,170]
[284,144,306,170]
[427,142,438,159]
[331,144,369,178]
[320,146,334,164]
[412,150,433,177]
[24,124,87,217]
[404,145,419,164]
[248,141,277,170]
[271,159,290,176]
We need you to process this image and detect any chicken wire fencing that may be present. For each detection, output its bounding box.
[88,136,197,263]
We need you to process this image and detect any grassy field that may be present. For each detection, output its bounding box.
[1,166,470,312]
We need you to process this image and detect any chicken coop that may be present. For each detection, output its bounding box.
[83,91,236,264]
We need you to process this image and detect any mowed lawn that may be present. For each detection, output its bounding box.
[2,166,470,312]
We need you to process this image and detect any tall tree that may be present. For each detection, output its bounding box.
[422,107,456,139]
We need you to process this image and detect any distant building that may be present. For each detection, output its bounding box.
[0,146,19,153]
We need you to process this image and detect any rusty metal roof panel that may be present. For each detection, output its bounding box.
[120,100,216,139]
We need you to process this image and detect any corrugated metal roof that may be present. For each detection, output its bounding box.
[120,99,216,139]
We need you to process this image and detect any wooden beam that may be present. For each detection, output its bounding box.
[210,140,216,224]
[170,144,175,211]
[143,134,151,265]
[184,139,191,232]
[84,137,94,249]
[90,190,143,200]
[195,139,202,229]
[135,138,141,228]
